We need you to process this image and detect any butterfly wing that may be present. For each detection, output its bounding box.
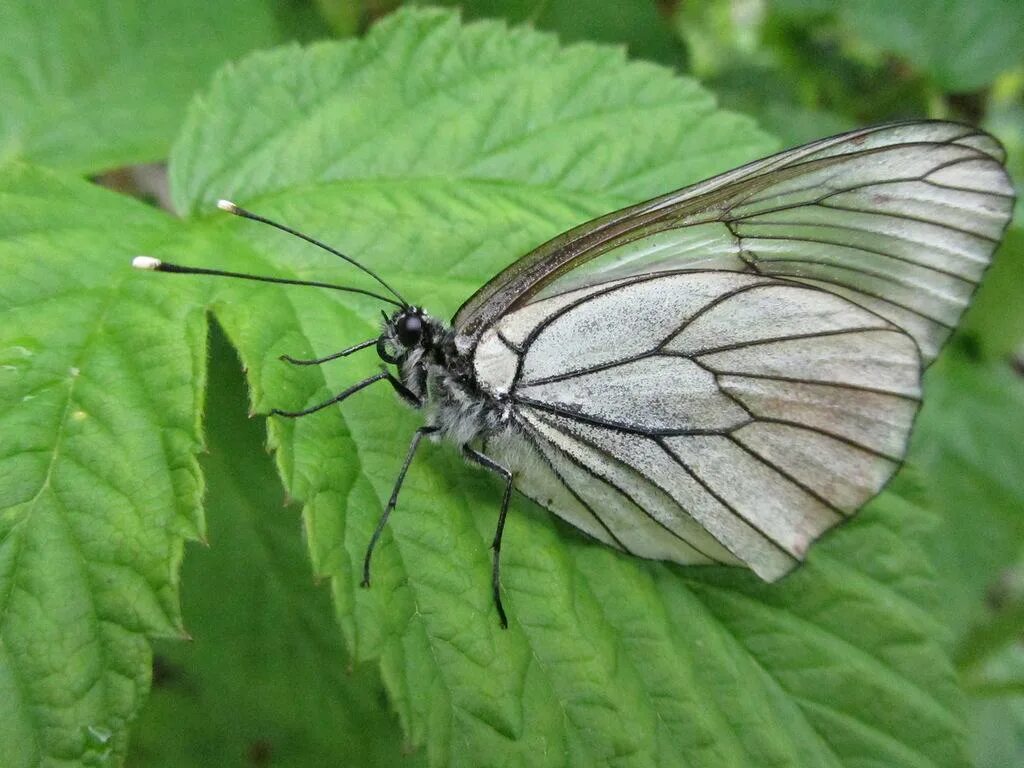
[476,271,920,578]
[453,121,1014,363]
[462,121,1013,578]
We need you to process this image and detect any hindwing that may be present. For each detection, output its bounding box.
[476,271,920,578]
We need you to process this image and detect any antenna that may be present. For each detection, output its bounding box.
[217,200,409,307]
[131,256,404,307]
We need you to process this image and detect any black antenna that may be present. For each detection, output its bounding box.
[217,200,409,308]
[131,256,404,307]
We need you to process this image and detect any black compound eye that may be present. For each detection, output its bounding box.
[396,313,424,346]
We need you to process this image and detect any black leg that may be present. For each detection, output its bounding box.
[271,371,387,418]
[280,338,376,366]
[462,445,513,629]
[271,366,422,418]
[362,426,439,588]
[382,368,422,408]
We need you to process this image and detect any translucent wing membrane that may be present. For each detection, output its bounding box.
[454,121,1014,362]
[477,272,921,579]
[466,121,1012,579]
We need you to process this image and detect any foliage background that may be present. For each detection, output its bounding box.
[0,1,1022,767]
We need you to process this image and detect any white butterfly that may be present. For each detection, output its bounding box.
[135,120,1015,627]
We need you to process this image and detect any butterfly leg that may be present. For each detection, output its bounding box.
[462,445,513,629]
[382,367,423,408]
[271,371,388,417]
[362,425,439,588]
[279,338,377,366]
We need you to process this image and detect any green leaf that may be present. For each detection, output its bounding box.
[0,0,287,175]
[669,3,933,146]
[957,229,1024,361]
[0,165,205,766]
[127,325,417,768]
[952,507,1024,768]
[170,8,748,217]
[911,354,1024,638]
[313,0,366,37]
[957,567,1024,681]
[157,9,973,765]
[418,0,686,66]
[960,563,1024,768]
[841,0,1024,91]
[774,0,1024,91]
[969,684,1024,768]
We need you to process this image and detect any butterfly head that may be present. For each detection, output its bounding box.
[377,306,440,363]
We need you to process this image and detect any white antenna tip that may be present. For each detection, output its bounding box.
[132,255,162,270]
[217,199,240,214]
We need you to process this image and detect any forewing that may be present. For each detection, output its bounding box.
[475,272,921,579]
[454,121,1014,363]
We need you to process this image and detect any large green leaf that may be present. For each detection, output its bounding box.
[911,355,1024,635]
[0,165,205,766]
[961,564,1024,768]
[0,0,289,175]
[957,228,1024,361]
[841,0,1024,92]
[773,0,1024,91]
[970,683,1024,768]
[126,326,416,768]
[157,9,972,766]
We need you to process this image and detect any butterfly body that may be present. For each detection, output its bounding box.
[425,359,514,445]
[380,308,514,444]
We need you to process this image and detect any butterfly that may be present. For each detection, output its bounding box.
[135,121,1015,627]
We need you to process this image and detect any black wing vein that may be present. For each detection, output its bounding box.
[527,412,727,563]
